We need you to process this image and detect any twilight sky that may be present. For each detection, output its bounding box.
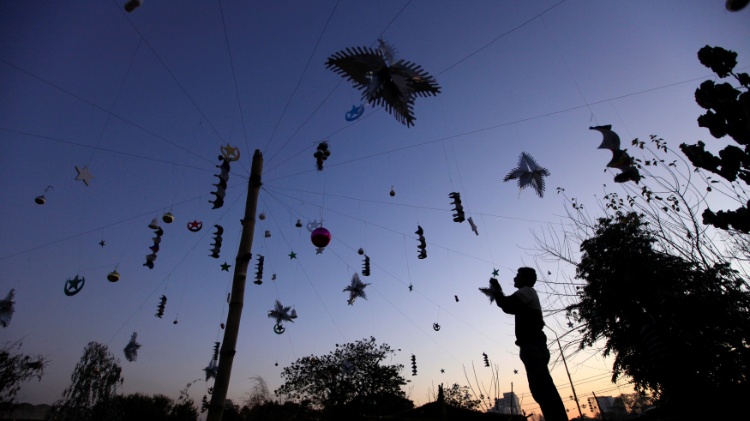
[1,0,748,417]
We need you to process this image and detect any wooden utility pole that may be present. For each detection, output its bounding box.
[207,149,263,421]
[553,331,583,420]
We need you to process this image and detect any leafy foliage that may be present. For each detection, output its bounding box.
[52,342,123,421]
[680,45,750,233]
[572,212,750,413]
[0,341,47,412]
[441,383,481,410]
[111,393,198,421]
[274,337,408,414]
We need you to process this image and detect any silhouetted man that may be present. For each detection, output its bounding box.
[483,267,568,421]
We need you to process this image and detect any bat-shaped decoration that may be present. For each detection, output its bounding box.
[314,141,331,171]
[361,254,371,276]
[343,272,370,305]
[415,225,427,259]
[449,192,465,222]
[478,278,503,304]
[468,216,479,235]
[0,289,15,328]
[209,225,223,258]
[156,295,167,318]
[325,39,441,127]
[144,219,163,269]
[210,156,230,209]
[123,332,141,362]
[589,125,641,183]
[254,255,264,285]
[503,152,550,198]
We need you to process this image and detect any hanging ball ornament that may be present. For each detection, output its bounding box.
[390,187,396,197]
[107,270,120,282]
[259,213,266,220]
[162,212,175,224]
[358,248,365,255]
[311,227,331,248]
[35,195,46,205]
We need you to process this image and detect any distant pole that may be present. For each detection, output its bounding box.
[511,382,515,415]
[553,331,583,420]
[207,149,263,421]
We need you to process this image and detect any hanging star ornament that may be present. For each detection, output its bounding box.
[503,152,550,198]
[343,272,370,305]
[478,278,503,305]
[123,332,141,362]
[0,289,15,328]
[220,262,231,271]
[325,38,441,127]
[288,251,297,259]
[74,166,94,186]
[268,300,298,325]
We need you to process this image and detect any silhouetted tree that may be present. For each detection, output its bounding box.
[51,342,123,421]
[275,337,407,418]
[0,340,47,413]
[110,392,198,421]
[243,376,271,410]
[571,212,750,417]
[441,383,481,410]
[680,45,750,233]
[245,400,319,421]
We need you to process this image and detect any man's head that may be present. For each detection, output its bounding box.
[513,267,537,288]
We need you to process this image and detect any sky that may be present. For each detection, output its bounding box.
[1,0,749,418]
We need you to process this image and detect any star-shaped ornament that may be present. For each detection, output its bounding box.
[123,332,141,362]
[288,251,297,259]
[316,247,324,254]
[75,166,94,186]
[268,300,298,325]
[343,272,370,305]
[513,369,518,374]
[220,262,231,271]
[503,152,550,198]
[479,278,503,305]
[99,240,106,247]
[492,269,499,277]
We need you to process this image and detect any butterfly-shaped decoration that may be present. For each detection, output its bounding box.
[503,152,550,198]
[326,39,440,127]
[589,125,641,183]
[123,332,141,362]
[343,272,370,305]
[0,289,15,328]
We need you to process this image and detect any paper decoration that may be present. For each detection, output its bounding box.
[503,152,550,198]
[325,39,441,127]
[343,272,370,305]
[590,125,641,183]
